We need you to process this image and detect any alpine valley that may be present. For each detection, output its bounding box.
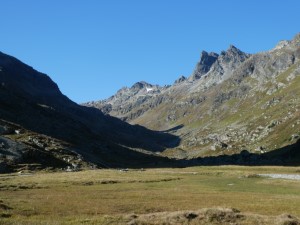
[1,34,300,172]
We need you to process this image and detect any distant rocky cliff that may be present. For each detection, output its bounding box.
[84,81,170,120]
[85,33,300,160]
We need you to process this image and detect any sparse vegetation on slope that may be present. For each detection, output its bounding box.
[87,33,300,161]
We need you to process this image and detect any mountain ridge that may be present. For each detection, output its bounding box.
[85,33,300,160]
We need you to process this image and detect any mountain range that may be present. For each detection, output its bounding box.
[84,33,300,161]
[1,33,300,172]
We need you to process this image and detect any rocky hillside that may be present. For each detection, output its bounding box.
[0,51,179,172]
[84,81,170,120]
[86,33,300,160]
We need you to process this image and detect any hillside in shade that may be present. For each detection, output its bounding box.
[0,51,179,172]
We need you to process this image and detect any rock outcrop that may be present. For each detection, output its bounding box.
[189,51,219,81]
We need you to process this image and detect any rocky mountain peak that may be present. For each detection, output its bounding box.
[221,45,248,59]
[270,33,300,52]
[273,40,291,51]
[131,81,152,91]
[291,33,300,46]
[174,75,187,84]
[83,79,168,119]
[200,51,219,64]
[228,44,238,50]
[188,51,219,81]
[188,45,251,86]
[217,45,250,67]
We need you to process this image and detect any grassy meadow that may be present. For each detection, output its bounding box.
[0,166,299,224]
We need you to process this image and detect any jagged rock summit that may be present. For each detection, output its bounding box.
[86,44,252,122]
[189,51,219,81]
[188,45,250,82]
[174,75,187,84]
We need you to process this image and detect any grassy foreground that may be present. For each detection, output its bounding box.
[0,166,299,224]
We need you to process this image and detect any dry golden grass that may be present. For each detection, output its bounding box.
[0,166,299,224]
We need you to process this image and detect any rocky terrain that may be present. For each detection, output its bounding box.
[86,33,300,161]
[85,81,170,120]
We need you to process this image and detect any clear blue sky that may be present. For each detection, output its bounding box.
[1,0,299,103]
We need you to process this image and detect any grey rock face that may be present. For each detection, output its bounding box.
[189,51,219,81]
[0,136,26,161]
[84,81,170,120]
[206,45,251,81]
[174,75,187,84]
[131,81,150,92]
[188,46,250,83]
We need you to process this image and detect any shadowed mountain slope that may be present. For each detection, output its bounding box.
[0,51,179,172]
